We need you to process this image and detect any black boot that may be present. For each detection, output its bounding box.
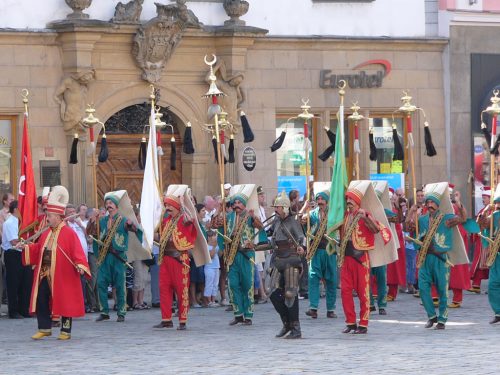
[285,321,302,339]
[276,323,291,338]
[276,315,290,338]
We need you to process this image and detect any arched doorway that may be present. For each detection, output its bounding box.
[96,102,183,206]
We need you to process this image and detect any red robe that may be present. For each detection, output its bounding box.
[387,220,406,287]
[470,207,489,282]
[449,204,471,290]
[22,223,90,317]
[159,214,197,323]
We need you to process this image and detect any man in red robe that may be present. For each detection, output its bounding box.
[20,185,90,340]
[154,188,197,330]
[340,183,392,334]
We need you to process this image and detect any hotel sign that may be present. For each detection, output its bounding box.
[319,59,392,89]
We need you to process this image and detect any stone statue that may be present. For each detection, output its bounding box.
[206,59,245,125]
[132,1,201,83]
[54,69,95,134]
[112,0,144,24]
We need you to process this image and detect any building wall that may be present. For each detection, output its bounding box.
[0,32,65,195]
[242,37,447,198]
[0,0,426,37]
[449,24,500,210]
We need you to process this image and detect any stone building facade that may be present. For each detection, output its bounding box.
[0,0,447,207]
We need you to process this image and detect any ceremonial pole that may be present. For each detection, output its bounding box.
[393,91,436,238]
[298,99,314,252]
[480,90,500,237]
[82,106,108,238]
[348,103,365,180]
[202,55,228,241]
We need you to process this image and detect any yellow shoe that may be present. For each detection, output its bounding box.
[386,295,395,302]
[447,302,461,308]
[31,331,52,340]
[57,332,71,340]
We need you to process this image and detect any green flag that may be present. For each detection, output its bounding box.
[327,106,348,235]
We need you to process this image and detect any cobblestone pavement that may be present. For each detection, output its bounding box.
[1,288,498,375]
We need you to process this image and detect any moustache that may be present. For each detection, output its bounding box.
[106,206,113,210]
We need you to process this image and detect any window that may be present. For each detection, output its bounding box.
[0,116,16,194]
[368,115,405,191]
[275,115,318,198]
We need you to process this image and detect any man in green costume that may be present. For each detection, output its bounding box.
[88,191,142,322]
[303,182,338,319]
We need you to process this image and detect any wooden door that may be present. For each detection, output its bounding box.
[96,134,182,207]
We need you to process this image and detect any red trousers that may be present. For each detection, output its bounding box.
[450,288,463,304]
[387,284,398,299]
[341,254,370,327]
[471,268,488,288]
[159,253,190,323]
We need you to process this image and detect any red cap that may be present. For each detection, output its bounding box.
[449,183,455,189]
[482,186,491,197]
[345,190,362,206]
[163,195,181,210]
[388,187,395,194]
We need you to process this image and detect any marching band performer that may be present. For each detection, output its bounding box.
[302,182,338,319]
[20,185,90,340]
[470,187,491,293]
[223,184,263,326]
[408,182,468,330]
[88,190,143,323]
[478,185,500,324]
[339,181,395,334]
[154,185,210,330]
[268,192,305,339]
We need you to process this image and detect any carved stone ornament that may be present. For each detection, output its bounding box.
[223,0,249,26]
[132,1,201,83]
[112,0,144,24]
[65,0,92,20]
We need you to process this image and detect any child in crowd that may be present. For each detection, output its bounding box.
[203,231,220,307]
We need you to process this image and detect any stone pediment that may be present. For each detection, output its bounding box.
[132,1,201,83]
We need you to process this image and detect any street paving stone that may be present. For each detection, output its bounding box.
[0,289,498,374]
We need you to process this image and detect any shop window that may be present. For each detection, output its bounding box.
[368,116,405,191]
[275,115,318,198]
[0,116,16,194]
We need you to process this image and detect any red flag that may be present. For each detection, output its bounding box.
[18,112,38,237]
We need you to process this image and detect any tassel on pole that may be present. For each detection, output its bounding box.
[240,111,254,143]
[183,122,195,154]
[170,136,176,170]
[228,134,235,163]
[98,134,109,162]
[270,130,286,152]
[423,122,437,157]
[318,127,336,161]
[392,123,404,161]
[69,133,79,164]
[369,129,377,161]
[212,136,219,164]
[482,122,492,151]
[138,137,147,170]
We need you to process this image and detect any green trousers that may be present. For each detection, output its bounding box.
[418,254,450,323]
[370,265,387,308]
[488,255,500,316]
[97,253,126,317]
[228,251,255,319]
[308,249,338,311]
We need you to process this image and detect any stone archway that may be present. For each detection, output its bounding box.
[95,102,183,207]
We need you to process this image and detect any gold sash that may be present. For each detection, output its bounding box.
[158,216,180,265]
[97,216,123,266]
[338,213,361,267]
